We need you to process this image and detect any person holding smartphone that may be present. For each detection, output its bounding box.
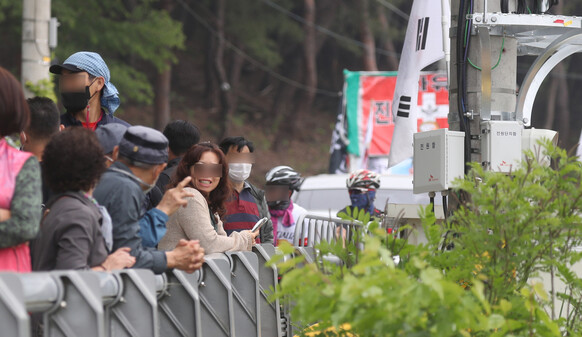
[158,143,258,254]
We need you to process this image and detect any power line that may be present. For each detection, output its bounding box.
[176,0,341,97]
[259,0,401,58]
[375,0,410,20]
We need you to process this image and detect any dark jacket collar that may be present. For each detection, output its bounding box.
[45,190,93,209]
[167,157,181,169]
[60,111,130,128]
[110,160,133,174]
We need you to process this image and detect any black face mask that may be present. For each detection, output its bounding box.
[268,200,290,210]
[61,79,97,115]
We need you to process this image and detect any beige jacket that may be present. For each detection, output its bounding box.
[158,187,253,254]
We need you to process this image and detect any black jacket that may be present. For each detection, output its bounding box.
[246,182,274,244]
[31,191,108,271]
[60,111,130,128]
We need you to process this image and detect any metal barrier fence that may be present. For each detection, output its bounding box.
[0,245,291,337]
[293,214,364,248]
[0,216,358,337]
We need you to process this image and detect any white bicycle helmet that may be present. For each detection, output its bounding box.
[265,165,304,191]
[346,169,380,191]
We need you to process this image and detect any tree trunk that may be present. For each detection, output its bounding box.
[153,0,174,130]
[555,64,571,143]
[553,1,571,144]
[377,9,399,70]
[153,63,172,130]
[204,32,219,110]
[270,0,337,150]
[224,49,245,136]
[213,0,234,139]
[543,75,558,130]
[270,58,303,151]
[357,0,378,71]
[293,0,317,133]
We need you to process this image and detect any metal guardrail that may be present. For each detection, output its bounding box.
[0,245,283,337]
[294,214,364,248]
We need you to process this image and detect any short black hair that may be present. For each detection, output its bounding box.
[219,136,255,155]
[26,97,60,139]
[162,120,200,156]
[42,127,106,194]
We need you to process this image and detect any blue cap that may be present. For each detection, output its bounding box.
[95,124,128,154]
[118,126,169,165]
[50,51,120,115]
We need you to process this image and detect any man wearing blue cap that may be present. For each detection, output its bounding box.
[94,125,204,274]
[50,51,130,130]
[95,124,128,168]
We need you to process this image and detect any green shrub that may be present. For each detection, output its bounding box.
[270,141,582,336]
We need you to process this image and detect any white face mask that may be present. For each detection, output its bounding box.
[228,163,252,182]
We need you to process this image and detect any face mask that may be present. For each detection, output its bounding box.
[268,200,290,210]
[228,163,252,182]
[110,167,157,194]
[61,78,98,115]
[140,178,157,194]
[349,190,376,214]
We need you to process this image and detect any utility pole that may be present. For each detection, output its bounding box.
[21,0,51,97]
[448,0,518,166]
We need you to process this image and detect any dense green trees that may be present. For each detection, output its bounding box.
[1,0,581,149]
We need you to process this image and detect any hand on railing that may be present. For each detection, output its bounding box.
[335,225,348,248]
[242,230,260,247]
[95,247,136,271]
[166,239,205,273]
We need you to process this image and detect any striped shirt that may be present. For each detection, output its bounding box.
[223,184,261,240]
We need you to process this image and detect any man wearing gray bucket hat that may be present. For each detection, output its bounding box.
[94,126,204,274]
[50,51,130,130]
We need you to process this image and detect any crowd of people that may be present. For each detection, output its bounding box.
[0,51,315,275]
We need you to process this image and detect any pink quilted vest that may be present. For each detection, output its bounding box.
[0,138,33,272]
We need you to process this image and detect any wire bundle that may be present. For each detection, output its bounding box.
[456,0,474,172]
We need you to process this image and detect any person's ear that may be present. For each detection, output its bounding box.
[95,76,105,92]
[59,124,65,131]
[19,131,27,145]
[112,146,119,161]
[154,163,167,178]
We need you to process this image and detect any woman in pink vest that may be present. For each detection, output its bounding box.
[0,67,41,272]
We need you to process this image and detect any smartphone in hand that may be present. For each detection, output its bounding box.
[252,217,269,232]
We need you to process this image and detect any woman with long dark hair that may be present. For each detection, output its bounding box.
[158,143,258,254]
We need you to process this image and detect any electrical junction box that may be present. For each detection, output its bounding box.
[481,121,522,173]
[413,129,465,194]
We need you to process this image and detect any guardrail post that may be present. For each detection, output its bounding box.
[0,273,30,337]
[43,271,104,337]
[106,269,158,337]
[199,254,235,337]
[252,244,282,337]
[157,269,203,337]
[226,251,261,337]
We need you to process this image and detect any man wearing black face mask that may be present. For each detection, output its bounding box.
[49,51,130,130]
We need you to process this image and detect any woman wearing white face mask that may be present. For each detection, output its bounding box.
[218,137,274,245]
